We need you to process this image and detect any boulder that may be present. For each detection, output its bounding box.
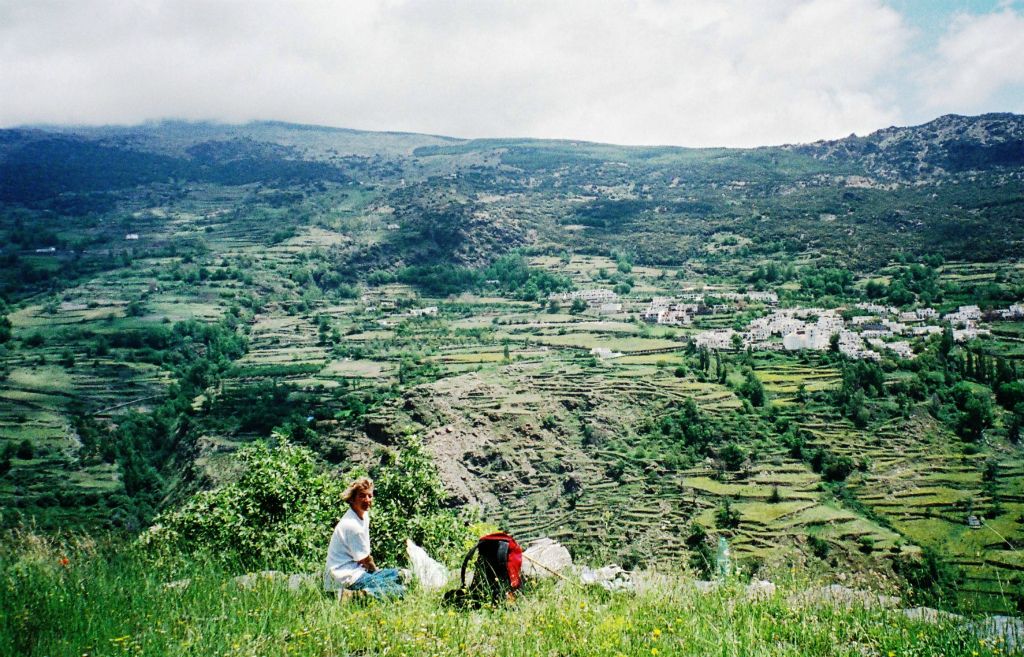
[902,607,963,624]
[162,578,191,591]
[693,580,719,594]
[233,570,286,589]
[745,579,777,601]
[522,537,572,578]
[579,565,633,592]
[788,584,900,609]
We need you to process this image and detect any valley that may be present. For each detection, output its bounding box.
[0,115,1023,614]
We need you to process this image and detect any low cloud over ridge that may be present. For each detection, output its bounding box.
[1,0,1022,147]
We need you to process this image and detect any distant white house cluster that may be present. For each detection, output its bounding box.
[693,301,1021,361]
[552,288,622,314]
[642,297,698,325]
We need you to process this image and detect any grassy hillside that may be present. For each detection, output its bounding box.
[0,529,1003,657]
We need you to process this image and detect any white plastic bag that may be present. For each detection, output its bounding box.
[406,539,449,590]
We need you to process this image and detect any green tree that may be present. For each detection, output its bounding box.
[715,498,741,529]
[738,370,767,407]
[139,438,470,570]
[950,383,993,441]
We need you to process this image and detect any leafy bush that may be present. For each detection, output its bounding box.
[138,440,341,570]
[715,498,741,529]
[807,534,830,559]
[138,437,471,571]
[737,369,767,407]
[15,440,33,460]
[365,436,473,566]
[892,546,962,606]
[949,382,993,442]
[718,442,748,471]
[809,448,855,482]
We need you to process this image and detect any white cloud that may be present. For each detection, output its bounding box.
[919,7,1024,115]
[0,0,996,147]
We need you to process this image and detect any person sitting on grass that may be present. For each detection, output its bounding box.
[323,476,405,600]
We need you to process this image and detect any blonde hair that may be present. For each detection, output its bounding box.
[342,476,374,504]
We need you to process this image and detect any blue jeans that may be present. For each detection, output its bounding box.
[351,568,405,600]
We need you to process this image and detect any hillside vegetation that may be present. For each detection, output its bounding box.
[0,114,1022,623]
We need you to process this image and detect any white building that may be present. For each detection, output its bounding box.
[642,308,668,324]
[746,291,779,304]
[945,305,981,324]
[855,302,898,316]
[882,319,908,334]
[998,304,1024,319]
[591,347,622,359]
[642,299,691,325]
[887,341,915,359]
[815,312,844,335]
[695,329,736,350]
[555,289,619,305]
[953,327,991,342]
[839,331,880,360]
[783,328,832,351]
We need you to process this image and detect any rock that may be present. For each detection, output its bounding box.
[287,574,319,592]
[233,570,292,590]
[579,565,633,592]
[693,580,719,594]
[745,579,776,601]
[906,607,1024,653]
[788,584,900,609]
[522,538,572,578]
[162,578,191,591]
[967,616,1024,654]
[232,571,320,594]
[902,607,963,624]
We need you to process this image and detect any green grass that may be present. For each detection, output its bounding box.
[0,530,996,657]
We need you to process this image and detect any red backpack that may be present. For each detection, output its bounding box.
[458,532,523,602]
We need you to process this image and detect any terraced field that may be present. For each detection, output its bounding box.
[2,206,1023,617]
[357,304,1024,612]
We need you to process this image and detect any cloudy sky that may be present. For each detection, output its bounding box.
[2,0,1023,147]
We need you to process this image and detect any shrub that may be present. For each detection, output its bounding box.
[715,499,741,529]
[23,333,44,348]
[809,448,854,482]
[138,437,471,571]
[807,534,830,559]
[718,442,747,471]
[366,436,473,566]
[685,522,714,577]
[16,440,33,460]
[892,546,961,605]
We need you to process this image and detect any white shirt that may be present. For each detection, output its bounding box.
[323,508,371,591]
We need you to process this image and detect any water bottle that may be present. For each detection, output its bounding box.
[715,536,731,580]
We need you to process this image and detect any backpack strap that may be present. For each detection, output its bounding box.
[460,542,480,588]
[495,539,509,576]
